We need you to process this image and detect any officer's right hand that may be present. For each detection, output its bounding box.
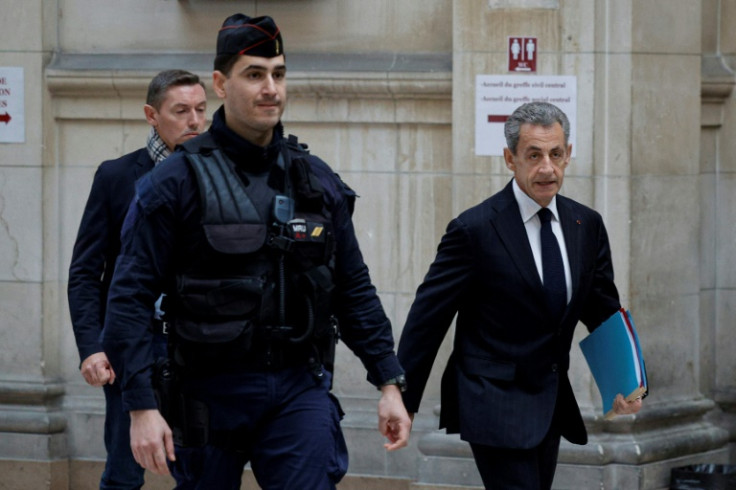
[130,409,175,475]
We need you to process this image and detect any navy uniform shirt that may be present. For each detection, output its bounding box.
[102,107,403,411]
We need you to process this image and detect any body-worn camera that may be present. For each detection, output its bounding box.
[272,194,294,225]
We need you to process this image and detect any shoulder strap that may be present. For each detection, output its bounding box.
[286,134,308,154]
[186,149,261,225]
[179,132,217,155]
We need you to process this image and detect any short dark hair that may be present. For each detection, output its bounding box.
[504,102,570,155]
[213,54,241,77]
[146,70,205,110]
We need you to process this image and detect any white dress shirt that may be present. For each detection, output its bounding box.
[512,179,572,303]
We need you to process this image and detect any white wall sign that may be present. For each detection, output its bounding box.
[475,74,577,157]
[0,67,25,143]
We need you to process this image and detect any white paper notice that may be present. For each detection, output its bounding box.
[475,75,576,157]
[0,67,25,144]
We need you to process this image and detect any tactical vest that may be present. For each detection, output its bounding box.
[169,133,338,373]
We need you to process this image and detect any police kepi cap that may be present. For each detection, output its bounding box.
[217,14,283,58]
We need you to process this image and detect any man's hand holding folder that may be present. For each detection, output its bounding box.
[612,393,643,417]
[580,308,648,420]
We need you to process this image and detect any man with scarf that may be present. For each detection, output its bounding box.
[101,14,411,490]
[68,69,207,489]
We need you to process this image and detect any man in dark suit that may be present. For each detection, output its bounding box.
[397,102,642,489]
[68,69,207,489]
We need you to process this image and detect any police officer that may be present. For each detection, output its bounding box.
[101,14,411,489]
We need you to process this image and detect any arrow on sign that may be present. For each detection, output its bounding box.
[0,113,11,124]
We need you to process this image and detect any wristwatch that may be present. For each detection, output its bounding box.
[380,374,408,392]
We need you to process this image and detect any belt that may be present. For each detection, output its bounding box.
[175,340,313,375]
[237,340,313,371]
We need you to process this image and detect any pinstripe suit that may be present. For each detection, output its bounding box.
[398,180,620,485]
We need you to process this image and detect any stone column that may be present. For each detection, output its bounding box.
[412,1,731,488]
[701,0,736,463]
[0,1,69,488]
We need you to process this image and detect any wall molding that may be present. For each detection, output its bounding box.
[45,52,452,101]
[701,54,735,128]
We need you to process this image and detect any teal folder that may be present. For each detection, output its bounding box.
[579,308,648,419]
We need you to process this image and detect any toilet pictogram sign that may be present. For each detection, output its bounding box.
[508,37,537,73]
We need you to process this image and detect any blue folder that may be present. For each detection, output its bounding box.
[579,308,648,419]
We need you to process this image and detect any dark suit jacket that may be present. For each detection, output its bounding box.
[398,180,620,449]
[68,148,154,364]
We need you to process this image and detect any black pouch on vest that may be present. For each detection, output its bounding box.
[171,275,268,370]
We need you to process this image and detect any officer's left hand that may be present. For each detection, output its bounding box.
[378,384,412,451]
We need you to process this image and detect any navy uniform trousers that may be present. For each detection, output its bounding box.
[169,366,348,490]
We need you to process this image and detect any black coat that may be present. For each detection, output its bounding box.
[68,148,154,363]
[398,180,620,449]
